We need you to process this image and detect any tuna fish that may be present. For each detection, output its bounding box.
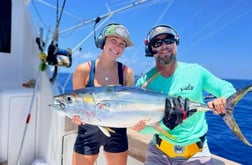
[49,85,252,146]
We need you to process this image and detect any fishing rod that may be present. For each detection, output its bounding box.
[16,27,45,165]
[43,0,73,83]
[36,0,83,22]
[16,1,70,164]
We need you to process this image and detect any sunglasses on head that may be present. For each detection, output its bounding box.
[151,37,176,48]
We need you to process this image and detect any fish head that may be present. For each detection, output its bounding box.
[49,92,93,111]
[49,92,97,115]
[49,93,77,111]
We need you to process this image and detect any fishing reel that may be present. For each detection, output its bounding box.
[36,37,73,83]
[46,43,72,83]
[35,38,72,68]
[47,43,72,68]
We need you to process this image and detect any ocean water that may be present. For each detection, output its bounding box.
[206,79,252,164]
[56,73,252,164]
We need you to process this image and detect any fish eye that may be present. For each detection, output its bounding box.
[65,96,73,104]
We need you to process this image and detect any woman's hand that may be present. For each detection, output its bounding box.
[72,115,84,125]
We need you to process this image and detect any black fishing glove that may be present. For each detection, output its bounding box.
[162,96,197,130]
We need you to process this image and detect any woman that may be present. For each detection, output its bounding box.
[71,23,134,165]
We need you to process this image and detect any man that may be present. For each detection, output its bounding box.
[135,25,236,164]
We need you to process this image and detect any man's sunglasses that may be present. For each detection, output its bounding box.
[151,38,176,48]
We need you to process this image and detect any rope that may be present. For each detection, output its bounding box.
[16,0,68,163]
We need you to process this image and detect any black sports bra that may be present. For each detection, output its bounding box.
[87,60,124,87]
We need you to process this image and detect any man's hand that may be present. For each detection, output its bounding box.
[207,97,227,115]
[132,120,148,132]
[163,96,196,130]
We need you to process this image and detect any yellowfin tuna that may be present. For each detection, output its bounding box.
[49,85,252,146]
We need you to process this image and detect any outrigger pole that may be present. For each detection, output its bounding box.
[59,0,151,35]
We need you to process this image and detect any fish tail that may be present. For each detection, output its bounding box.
[223,85,252,146]
[227,85,252,108]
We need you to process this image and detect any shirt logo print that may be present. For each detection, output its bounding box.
[180,84,194,92]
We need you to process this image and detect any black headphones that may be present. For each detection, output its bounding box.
[95,23,120,49]
[144,25,179,57]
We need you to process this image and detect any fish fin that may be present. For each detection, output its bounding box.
[83,94,95,103]
[97,126,115,137]
[105,127,116,133]
[98,126,111,137]
[223,85,252,146]
[151,123,177,140]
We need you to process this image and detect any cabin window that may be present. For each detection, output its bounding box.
[0,0,11,53]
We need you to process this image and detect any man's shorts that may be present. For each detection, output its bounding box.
[74,124,128,155]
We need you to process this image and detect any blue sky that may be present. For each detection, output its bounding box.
[29,0,252,80]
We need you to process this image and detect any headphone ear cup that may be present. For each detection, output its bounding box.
[95,34,105,49]
[145,45,153,57]
[95,37,99,48]
[175,36,179,45]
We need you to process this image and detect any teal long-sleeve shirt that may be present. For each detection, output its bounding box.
[136,62,236,146]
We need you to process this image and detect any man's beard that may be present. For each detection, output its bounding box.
[156,53,176,65]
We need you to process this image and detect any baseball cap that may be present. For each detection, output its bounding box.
[105,24,133,47]
[148,26,177,44]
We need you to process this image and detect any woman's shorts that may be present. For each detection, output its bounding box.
[74,124,128,155]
